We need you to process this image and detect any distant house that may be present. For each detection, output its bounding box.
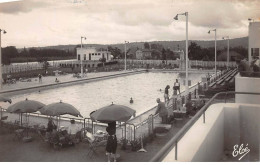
[76,47,112,61]
[136,49,153,60]
[217,51,244,61]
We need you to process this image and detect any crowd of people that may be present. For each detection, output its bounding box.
[45,118,76,148]
[155,79,205,124]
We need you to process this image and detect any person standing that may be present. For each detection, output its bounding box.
[106,122,117,162]
[173,79,181,94]
[164,85,170,106]
[38,74,42,83]
[206,73,210,85]
[155,98,168,124]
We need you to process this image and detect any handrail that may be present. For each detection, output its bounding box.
[150,91,260,162]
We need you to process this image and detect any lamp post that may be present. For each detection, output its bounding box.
[0,29,7,90]
[81,36,86,78]
[248,18,255,22]
[124,41,129,71]
[208,29,217,78]
[174,12,189,103]
[248,18,255,65]
[222,36,230,69]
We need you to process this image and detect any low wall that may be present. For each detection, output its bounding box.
[235,74,260,104]
[163,103,225,162]
[162,103,260,162]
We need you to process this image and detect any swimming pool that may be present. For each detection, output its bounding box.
[2,72,206,117]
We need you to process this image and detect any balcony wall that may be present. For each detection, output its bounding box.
[235,74,260,104]
[162,103,260,162]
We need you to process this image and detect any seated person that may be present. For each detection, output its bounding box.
[50,129,60,145]
[186,100,193,116]
[47,118,56,133]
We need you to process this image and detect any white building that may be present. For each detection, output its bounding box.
[248,21,260,63]
[76,47,112,62]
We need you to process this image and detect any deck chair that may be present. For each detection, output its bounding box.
[85,132,107,160]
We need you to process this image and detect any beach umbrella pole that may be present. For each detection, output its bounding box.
[0,107,2,127]
[21,113,22,126]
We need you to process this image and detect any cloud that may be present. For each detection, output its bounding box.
[0,0,258,47]
[0,0,49,14]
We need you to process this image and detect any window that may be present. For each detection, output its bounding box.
[92,53,94,55]
[84,54,86,60]
[78,54,80,60]
[95,53,97,55]
[98,53,100,55]
[89,53,91,55]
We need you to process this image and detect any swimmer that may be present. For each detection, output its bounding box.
[55,78,60,83]
[130,98,134,104]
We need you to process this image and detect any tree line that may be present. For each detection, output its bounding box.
[1,42,247,65]
[1,46,74,65]
[107,42,247,61]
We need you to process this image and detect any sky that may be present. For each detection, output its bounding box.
[0,0,259,48]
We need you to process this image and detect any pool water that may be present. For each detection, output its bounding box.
[2,72,206,117]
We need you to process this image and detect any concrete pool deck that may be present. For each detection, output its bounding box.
[0,69,146,96]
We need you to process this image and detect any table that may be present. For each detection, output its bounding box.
[93,133,107,142]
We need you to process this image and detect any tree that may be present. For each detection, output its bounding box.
[161,48,166,60]
[151,50,161,59]
[231,46,247,59]
[2,46,18,64]
[108,46,122,59]
[144,42,150,49]
[188,42,203,60]
[151,43,163,51]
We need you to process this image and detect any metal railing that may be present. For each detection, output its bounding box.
[150,91,260,162]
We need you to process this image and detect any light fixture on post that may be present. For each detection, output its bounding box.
[248,18,255,22]
[80,36,86,78]
[0,29,7,90]
[208,29,217,79]
[124,41,129,71]
[222,36,230,70]
[174,12,189,104]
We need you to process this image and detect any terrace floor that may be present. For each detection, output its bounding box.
[0,117,190,162]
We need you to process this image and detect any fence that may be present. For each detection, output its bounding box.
[116,59,237,68]
[2,63,44,74]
